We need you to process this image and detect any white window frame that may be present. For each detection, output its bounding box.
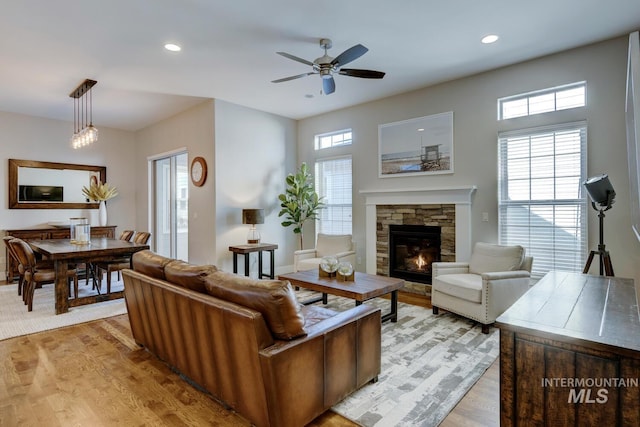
[498,121,588,279]
[498,82,586,120]
[314,155,352,235]
[314,129,352,151]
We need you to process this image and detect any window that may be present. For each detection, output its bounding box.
[315,156,352,235]
[498,122,587,279]
[499,82,586,120]
[315,129,352,150]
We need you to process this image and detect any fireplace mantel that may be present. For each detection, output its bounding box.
[360,186,477,275]
[360,186,477,204]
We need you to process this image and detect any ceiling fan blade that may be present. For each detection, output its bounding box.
[276,51,315,67]
[322,77,336,95]
[331,44,368,67]
[272,72,315,83]
[338,68,386,79]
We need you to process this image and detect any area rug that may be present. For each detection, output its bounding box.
[297,291,499,427]
[0,279,127,341]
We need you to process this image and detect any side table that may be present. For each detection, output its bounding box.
[229,243,278,279]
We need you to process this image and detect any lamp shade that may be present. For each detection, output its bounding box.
[584,174,616,207]
[242,209,264,225]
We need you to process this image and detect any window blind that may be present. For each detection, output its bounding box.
[315,156,352,235]
[498,122,587,279]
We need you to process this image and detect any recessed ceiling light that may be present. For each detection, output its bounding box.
[417,128,425,132]
[164,43,182,52]
[481,35,499,44]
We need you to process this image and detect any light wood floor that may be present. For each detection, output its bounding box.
[0,288,498,426]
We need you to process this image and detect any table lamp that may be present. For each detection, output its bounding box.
[242,208,264,244]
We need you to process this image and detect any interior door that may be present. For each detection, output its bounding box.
[153,152,188,259]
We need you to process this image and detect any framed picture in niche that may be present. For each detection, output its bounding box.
[378,111,454,177]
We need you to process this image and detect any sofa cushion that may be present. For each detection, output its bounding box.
[316,234,352,258]
[204,271,306,340]
[468,242,525,275]
[433,274,483,303]
[164,260,218,293]
[132,250,173,280]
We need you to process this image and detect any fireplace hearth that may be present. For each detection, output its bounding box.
[389,224,441,284]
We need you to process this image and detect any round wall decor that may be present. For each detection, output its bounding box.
[190,156,207,187]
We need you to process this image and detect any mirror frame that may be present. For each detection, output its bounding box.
[9,159,107,209]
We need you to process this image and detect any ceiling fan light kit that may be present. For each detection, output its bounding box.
[272,38,385,95]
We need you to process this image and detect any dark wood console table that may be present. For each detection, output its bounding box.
[4,225,116,282]
[229,243,277,279]
[496,271,640,426]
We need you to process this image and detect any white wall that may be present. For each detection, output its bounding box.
[134,99,298,273]
[134,100,216,265]
[213,99,298,275]
[298,36,640,284]
[0,110,137,277]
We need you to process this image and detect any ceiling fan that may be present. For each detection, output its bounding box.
[272,38,385,95]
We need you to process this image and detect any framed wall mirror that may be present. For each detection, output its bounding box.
[8,159,106,209]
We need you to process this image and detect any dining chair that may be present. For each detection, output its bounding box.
[8,238,78,311]
[3,236,24,296]
[119,230,135,241]
[96,231,151,294]
[86,229,134,289]
[4,235,56,299]
[132,231,151,245]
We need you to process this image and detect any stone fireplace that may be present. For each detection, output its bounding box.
[361,186,477,295]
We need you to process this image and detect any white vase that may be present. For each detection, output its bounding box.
[99,201,107,226]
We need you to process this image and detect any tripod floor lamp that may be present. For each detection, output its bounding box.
[583,174,616,276]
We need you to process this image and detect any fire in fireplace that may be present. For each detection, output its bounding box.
[388,224,441,284]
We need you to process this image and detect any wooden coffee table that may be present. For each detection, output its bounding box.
[279,270,405,322]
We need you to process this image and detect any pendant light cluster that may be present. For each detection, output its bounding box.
[70,79,98,149]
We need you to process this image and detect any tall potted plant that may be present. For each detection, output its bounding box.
[278,163,324,249]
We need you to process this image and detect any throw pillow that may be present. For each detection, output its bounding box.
[132,250,173,280]
[164,260,218,293]
[204,271,306,340]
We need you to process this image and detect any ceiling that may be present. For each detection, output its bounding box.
[1,0,639,131]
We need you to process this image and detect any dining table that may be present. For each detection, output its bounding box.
[28,237,150,314]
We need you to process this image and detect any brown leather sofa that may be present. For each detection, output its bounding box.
[122,250,381,427]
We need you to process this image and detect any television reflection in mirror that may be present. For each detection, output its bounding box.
[18,185,64,202]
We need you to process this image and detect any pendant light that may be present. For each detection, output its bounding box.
[70,79,98,149]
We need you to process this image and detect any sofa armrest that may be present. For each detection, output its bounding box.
[294,248,317,256]
[259,304,381,427]
[335,250,355,259]
[483,271,531,322]
[261,305,379,353]
[481,270,531,281]
[294,249,318,264]
[336,251,356,267]
[294,249,319,272]
[432,262,470,276]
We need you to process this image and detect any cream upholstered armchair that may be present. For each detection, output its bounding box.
[294,233,356,272]
[432,242,533,334]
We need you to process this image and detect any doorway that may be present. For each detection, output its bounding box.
[153,152,188,259]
